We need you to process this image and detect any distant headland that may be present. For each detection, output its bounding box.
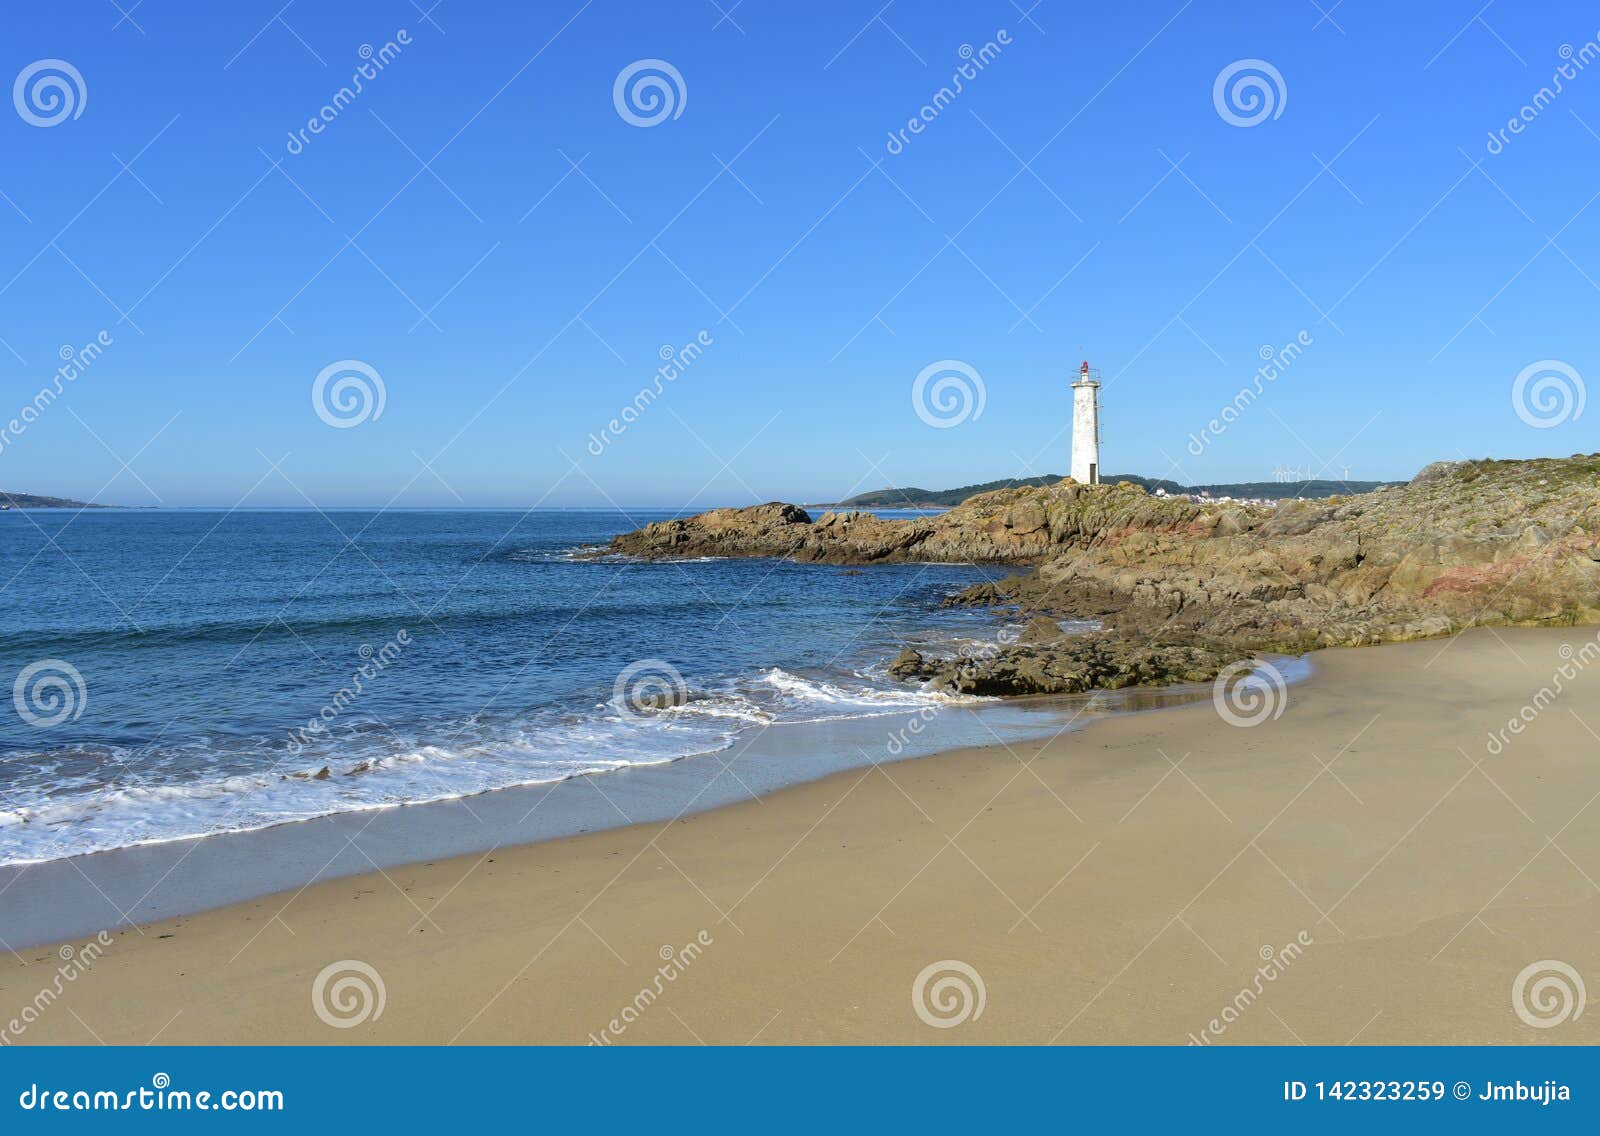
[819,473,1401,509]
[0,491,104,510]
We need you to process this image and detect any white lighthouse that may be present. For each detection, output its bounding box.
[1070,360,1101,485]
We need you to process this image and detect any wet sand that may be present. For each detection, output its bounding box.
[5,628,1599,1044]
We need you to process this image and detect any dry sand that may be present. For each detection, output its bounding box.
[6,627,1600,1045]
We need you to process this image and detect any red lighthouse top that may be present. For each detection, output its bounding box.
[1080,360,1090,376]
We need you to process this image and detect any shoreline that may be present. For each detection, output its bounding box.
[0,669,1245,950]
[6,628,1599,1044]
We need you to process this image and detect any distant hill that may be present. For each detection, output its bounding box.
[0,491,101,509]
[833,474,1403,509]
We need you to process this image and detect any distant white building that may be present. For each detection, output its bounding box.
[1070,360,1102,484]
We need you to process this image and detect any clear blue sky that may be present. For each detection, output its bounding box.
[2,0,1596,507]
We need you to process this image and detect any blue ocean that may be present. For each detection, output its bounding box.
[0,508,1013,864]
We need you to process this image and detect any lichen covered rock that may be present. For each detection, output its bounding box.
[596,457,1600,695]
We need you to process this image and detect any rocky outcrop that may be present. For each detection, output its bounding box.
[607,502,818,559]
[888,631,1231,697]
[601,482,1205,565]
[975,458,1600,647]
[597,457,1600,696]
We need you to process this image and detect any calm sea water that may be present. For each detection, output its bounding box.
[0,508,1012,864]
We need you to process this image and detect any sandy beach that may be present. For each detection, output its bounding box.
[6,627,1599,1045]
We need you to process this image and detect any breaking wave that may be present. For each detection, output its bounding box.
[0,665,980,865]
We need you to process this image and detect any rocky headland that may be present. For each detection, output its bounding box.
[595,457,1600,696]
